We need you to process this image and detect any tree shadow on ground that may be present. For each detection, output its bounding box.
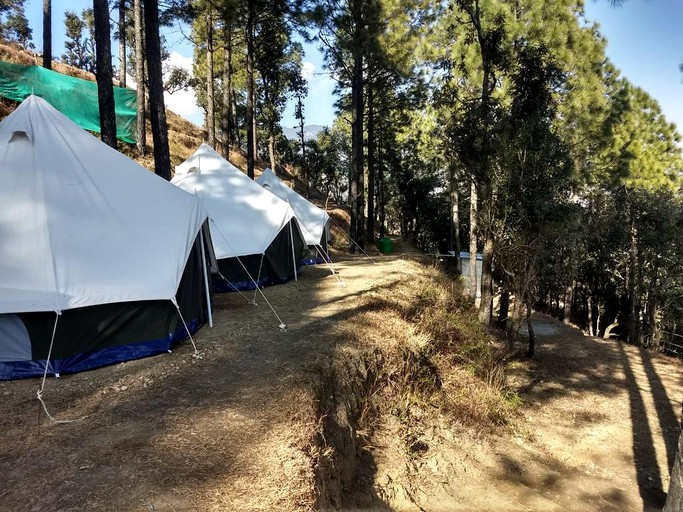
[507,313,681,512]
[0,260,397,511]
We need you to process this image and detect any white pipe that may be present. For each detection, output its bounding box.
[199,227,213,328]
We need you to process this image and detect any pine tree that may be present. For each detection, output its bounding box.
[143,0,171,179]
[62,9,95,72]
[42,0,51,69]
[93,0,117,149]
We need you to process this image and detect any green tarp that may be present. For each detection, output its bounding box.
[0,61,137,143]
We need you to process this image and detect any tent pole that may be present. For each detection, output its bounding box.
[289,220,298,282]
[199,227,213,328]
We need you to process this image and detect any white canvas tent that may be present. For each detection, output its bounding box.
[256,168,330,264]
[172,144,306,291]
[0,95,213,380]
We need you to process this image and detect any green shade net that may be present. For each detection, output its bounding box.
[0,61,136,143]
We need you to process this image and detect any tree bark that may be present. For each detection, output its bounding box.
[366,83,375,244]
[378,122,386,239]
[498,290,509,329]
[143,0,171,180]
[348,0,365,251]
[603,320,619,339]
[298,96,306,192]
[268,131,276,171]
[93,0,118,149]
[526,298,535,358]
[449,163,461,274]
[206,10,215,148]
[664,413,683,512]
[628,210,640,344]
[349,38,364,250]
[221,19,233,158]
[245,0,255,179]
[563,282,573,324]
[134,0,145,154]
[119,0,126,87]
[42,0,51,70]
[479,229,494,324]
[506,292,523,348]
[469,181,478,298]
[587,293,594,336]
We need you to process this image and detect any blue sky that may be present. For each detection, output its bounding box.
[21,0,683,132]
[584,0,683,132]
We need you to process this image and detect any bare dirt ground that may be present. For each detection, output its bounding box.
[374,313,682,512]
[1,254,682,512]
[0,255,397,512]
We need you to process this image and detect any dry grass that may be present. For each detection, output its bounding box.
[309,258,519,508]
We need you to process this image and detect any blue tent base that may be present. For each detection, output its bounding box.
[301,257,326,266]
[0,317,203,381]
[213,269,302,293]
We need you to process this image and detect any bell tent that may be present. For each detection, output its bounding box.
[172,144,306,291]
[256,168,331,264]
[0,95,213,380]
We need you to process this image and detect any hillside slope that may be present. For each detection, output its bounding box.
[0,41,203,171]
[1,42,339,201]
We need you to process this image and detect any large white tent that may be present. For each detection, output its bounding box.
[0,95,212,380]
[256,168,330,264]
[173,144,306,291]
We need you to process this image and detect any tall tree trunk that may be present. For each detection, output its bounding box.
[506,289,523,347]
[268,129,276,171]
[469,181,478,298]
[628,209,639,344]
[93,0,117,149]
[143,0,171,180]
[232,91,241,148]
[134,0,145,154]
[449,163,461,274]
[206,10,215,148]
[587,293,594,336]
[349,29,365,252]
[42,0,51,70]
[526,297,535,358]
[366,83,375,244]
[298,97,306,193]
[221,20,233,158]
[664,413,683,512]
[479,229,494,324]
[647,268,659,348]
[378,121,385,239]
[118,0,126,87]
[245,0,255,179]
[498,289,509,329]
[563,282,573,324]
[252,100,258,159]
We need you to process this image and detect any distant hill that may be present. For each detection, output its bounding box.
[282,124,326,142]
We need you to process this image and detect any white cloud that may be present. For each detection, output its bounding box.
[301,61,315,81]
[166,51,193,72]
[164,51,203,126]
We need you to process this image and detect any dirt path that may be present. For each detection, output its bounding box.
[1,257,681,512]
[449,314,682,511]
[0,255,402,512]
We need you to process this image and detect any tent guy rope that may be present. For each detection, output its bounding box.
[210,218,288,330]
[36,311,87,424]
